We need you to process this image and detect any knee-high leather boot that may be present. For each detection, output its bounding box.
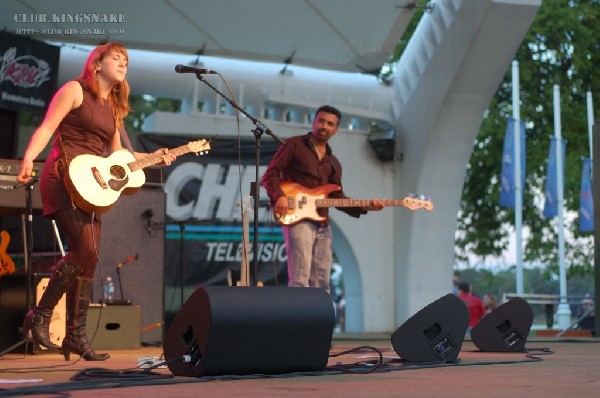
[61,276,109,361]
[22,259,80,351]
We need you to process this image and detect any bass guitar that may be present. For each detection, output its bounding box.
[65,139,211,215]
[274,182,434,225]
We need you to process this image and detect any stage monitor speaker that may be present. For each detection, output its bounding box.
[471,297,533,352]
[163,286,335,377]
[391,293,469,363]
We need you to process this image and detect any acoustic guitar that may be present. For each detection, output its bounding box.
[65,139,211,215]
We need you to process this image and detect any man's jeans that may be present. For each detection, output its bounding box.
[283,221,332,291]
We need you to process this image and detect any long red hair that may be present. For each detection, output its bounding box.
[79,43,130,127]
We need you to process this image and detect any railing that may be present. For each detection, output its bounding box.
[502,293,595,306]
[502,293,595,334]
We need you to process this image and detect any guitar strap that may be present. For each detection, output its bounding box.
[55,134,77,209]
[118,126,135,153]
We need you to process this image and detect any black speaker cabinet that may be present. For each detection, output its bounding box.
[163,286,335,377]
[471,297,533,352]
[391,294,469,363]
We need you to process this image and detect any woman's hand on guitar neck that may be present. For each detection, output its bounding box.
[151,148,177,166]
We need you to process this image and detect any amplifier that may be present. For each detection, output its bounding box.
[0,159,44,214]
[87,305,141,350]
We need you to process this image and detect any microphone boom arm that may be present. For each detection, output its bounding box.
[193,75,284,145]
[190,73,284,286]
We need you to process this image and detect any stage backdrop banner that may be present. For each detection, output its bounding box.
[0,31,60,113]
[138,134,288,325]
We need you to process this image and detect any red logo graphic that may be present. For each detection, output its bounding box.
[0,47,52,88]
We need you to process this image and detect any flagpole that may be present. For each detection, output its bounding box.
[587,91,594,162]
[553,84,571,329]
[512,60,524,295]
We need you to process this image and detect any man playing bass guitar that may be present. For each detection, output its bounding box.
[262,105,384,293]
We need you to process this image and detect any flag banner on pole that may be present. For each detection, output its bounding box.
[579,157,593,232]
[543,137,566,218]
[500,118,526,207]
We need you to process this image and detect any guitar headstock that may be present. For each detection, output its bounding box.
[188,139,211,155]
[402,195,434,211]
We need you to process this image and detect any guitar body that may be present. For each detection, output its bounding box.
[277,182,341,225]
[0,230,16,277]
[66,149,145,215]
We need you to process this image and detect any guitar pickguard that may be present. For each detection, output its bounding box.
[108,176,129,191]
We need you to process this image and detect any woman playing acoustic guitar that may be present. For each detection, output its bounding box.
[16,43,175,361]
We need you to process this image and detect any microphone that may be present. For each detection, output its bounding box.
[142,208,154,236]
[117,253,139,269]
[175,64,218,74]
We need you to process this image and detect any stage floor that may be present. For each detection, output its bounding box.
[1,334,599,397]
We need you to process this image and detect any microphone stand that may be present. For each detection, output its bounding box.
[116,254,138,303]
[192,73,284,286]
[148,217,185,308]
[178,222,184,307]
[23,179,37,325]
[117,264,124,301]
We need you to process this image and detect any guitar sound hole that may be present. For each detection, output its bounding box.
[110,165,127,180]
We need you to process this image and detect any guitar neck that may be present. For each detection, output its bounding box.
[316,199,404,208]
[128,144,192,172]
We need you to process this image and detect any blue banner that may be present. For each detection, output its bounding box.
[579,157,593,232]
[543,137,566,218]
[500,118,526,207]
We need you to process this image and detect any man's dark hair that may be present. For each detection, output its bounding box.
[316,105,342,124]
[458,281,470,293]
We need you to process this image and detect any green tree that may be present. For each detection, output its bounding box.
[385,0,599,290]
[125,94,181,132]
[400,1,600,273]
[457,0,599,273]
[123,94,182,150]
